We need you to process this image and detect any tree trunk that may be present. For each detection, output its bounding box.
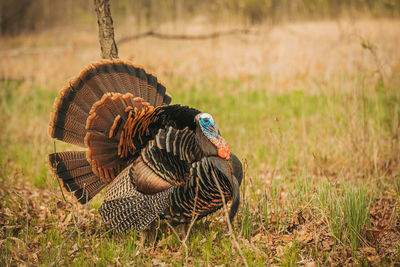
[94,0,118,59]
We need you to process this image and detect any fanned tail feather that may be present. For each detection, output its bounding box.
[47,151,106,204]
[84,93,159,183]
[48,59,171,147]
[48,60,172,202]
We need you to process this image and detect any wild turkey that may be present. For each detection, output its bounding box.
[47,60,243,232]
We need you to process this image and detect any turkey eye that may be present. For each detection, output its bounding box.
[203,118,209,123]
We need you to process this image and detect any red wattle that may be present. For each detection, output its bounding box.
[218,146,230,160]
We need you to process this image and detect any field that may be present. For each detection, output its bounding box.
[1,18,400,266]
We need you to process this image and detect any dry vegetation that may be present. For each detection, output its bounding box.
[1,18,400,266]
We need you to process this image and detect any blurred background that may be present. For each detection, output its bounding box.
[1,0,399,90]
[1,0,400,36]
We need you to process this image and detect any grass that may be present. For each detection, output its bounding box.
[318,183,371,255]
[1,18,400,266]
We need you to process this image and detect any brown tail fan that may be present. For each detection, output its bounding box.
[84,93,160,183]
[48,59,171,147]
[48,60,172,203]
[47,151,107,204]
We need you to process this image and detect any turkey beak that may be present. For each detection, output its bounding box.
[206,125,219,135]
[228,174,240,223]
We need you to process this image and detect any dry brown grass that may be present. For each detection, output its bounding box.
[1,19,399,90]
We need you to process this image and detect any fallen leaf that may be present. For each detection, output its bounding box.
[322,239,333,250]
[281,235,293,242]
[252,233,263,243]
[296,230,313,244]
[305,261,317,267]
[360,247,377,255]
[276,245,285,257]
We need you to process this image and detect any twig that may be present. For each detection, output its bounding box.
[164,220,189,265]
[49,221,82,267]
[48,143,82,265]
[117,29,251,45]
[51,141,57,197]
[151,220,161,252]
[359,36,386,84]
[242,159,247,206]
[210,171,249,267]
[13,191,29,242]
[51,140,71,204]
[57,174,68,203]
[165,221,183,243]
[50,147,81,239]
[59,184,81,240]
[315,204,347,248]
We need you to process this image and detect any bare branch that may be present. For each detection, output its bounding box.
[117,29,251,45]
[94,0,118,59]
